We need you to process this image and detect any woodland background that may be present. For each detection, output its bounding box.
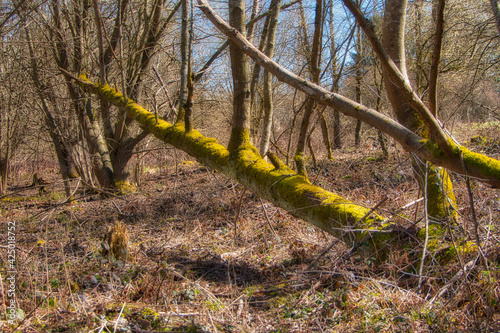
[0,0,500,331]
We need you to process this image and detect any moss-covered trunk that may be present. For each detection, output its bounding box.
[381,0,457,224]
[76,75,395,259]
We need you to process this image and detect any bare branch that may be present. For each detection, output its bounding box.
[196,0,428,159]
[196,0,500,187]
[341,0,453,154]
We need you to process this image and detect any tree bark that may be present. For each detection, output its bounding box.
[76,74,395,259]
[179,0,190,109]
[354,23,363,147]
[428,0,446,117]
[320,113,333,160]
[329,0,341,149]
[249,5,270,143]
[259,0,282,156]
[227,0,252,151]
[295,0,323,177]
[490,0,500,37]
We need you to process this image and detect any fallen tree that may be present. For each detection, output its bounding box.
[63,0,500,264]
[72,73,394,259]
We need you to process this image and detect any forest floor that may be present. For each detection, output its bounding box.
[1,123,500,332]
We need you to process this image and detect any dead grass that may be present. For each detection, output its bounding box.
[1,127,500,332]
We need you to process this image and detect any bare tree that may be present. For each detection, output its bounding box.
[0,16,31,194]
[26,28,78,197]
[50,0,180,190]
[294,0,323,177]
[259,0,282,156]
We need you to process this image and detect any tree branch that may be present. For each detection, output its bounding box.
[196,0,500,187]
[74,74,395,259]
[341,0,453,154]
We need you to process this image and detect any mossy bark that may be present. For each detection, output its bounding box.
[77,76,395,259]
[381,0,457,226]
[426,165,457,220]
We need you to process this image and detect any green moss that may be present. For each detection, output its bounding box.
[1,196,38,202]
[426,166,457,220]
[78,76,399,259]
[416,223,479,262]
[68,172,79,179]
[470,135,488,144]
[417,223,446,239]
[141,307,159,318]
[114,180,136,194]
[421,139,445,158]
[460,145,500,183]
[267,151,290,171]
[444,241,477,258]
[294,152,308,177]
[420,138,500,186]
[228,127,251,152]
[176,105,186,124]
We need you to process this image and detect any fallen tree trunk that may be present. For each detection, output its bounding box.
[74,74,394,259]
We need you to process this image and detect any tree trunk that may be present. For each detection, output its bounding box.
[227,0,252,151]
[320,113,333,160]
[179,0,190,110]
[259,0,281,156]
[381,0,457,221]
[27,28,76,197]
[354,8,363,147]
[295,0,323,177]
[0,150,9,196]
[246,0,260,44]
[428,0,445,117]
[249,5,271,143]
[77,75,395,260]
[329,0,342,149]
